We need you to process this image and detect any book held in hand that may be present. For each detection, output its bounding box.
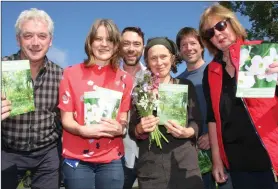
[2,60,35,116]
[157,84,188,126]
[84,87,123,125]
[236,43,278,98]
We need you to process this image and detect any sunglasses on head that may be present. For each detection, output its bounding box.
[204,18,230,40]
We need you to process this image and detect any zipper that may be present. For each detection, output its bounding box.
[241,98,277,182]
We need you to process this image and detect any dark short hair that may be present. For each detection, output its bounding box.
[121,26,145,45]
[176,27,204,58]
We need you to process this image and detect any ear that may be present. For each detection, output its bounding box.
[49,36,53,47]
[16,35,21,47]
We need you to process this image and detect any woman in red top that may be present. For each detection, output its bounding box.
[199,4,278,189]
[58,19,133,189]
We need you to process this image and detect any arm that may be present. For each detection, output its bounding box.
[202,65,227,183]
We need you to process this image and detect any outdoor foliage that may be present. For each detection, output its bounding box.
[220,1,278,42]
[2,69,35,116]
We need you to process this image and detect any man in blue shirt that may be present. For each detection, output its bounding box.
[176,27,233,189]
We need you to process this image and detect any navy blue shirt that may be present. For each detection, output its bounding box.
[177,62,208,134]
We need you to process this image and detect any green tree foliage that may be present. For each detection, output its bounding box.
[220,1,278,42]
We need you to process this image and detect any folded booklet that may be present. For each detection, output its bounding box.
[236,43,278,98]
[2,60,35,116]
[157,84,188,126]
[84,87,123,125]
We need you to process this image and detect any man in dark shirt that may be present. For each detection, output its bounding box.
[1,8,63,189]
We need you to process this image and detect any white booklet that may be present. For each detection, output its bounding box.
[2,60,35,116]
[236,43,278,98]
[84,87,123,125]
[157,84,188,126]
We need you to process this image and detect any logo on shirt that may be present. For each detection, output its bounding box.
[62,90,71,104]
[87,80,94,86]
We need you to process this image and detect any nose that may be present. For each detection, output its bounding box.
[213,28,222,37]
[31,35,39,45]
[157,58,163,65]
[101,38,108,46]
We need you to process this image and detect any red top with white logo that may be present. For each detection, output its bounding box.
[58,63,133,163]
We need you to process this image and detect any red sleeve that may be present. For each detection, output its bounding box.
[58,67,74,112]
[119,73,133,113]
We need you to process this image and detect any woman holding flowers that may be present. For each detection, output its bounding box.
[58,19,133,189]
[129,37,204,189]
[199,4,278,189]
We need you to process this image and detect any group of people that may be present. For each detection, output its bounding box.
[1,3,278,189]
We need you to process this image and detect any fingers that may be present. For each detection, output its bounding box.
[197,134,211,150]
[165,121,183,138]
[266,62,278,74]
[140,116,159,133]
[1,99,12,121]
[213,167,227,183]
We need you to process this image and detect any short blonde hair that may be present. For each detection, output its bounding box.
[199,4,247,55]
[84,19,121,70]
[15,8,54,36]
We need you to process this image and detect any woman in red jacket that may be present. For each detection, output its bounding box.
[199,4,278,189]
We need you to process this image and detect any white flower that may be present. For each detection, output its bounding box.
[270,47,278,61]
[245,55,267,75]
[238,72,256,88]
[239,48,250,68]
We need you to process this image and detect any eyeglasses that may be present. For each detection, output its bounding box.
[204,18,230,40]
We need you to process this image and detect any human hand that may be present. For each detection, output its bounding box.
[164,120,194,138]
[212,158,228,183]
[1,96,12,120]
[197,133,211,150]
[79,118,123,138]
[266,61,278,85]
[136,115,159,134]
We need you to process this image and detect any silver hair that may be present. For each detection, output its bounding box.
[15,8,54,36]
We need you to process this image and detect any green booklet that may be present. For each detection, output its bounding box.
[198,150,212,174]
[84,87,123,125]
[2,60,35,116]
[157,84,188,126]
[236,43,278,98]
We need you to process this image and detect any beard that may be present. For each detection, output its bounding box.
[123,55,142,66]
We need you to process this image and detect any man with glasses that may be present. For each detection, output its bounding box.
[120,26,146,189]
[176,27,233,189]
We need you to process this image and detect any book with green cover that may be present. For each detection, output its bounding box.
[236,43,278,98]
[2,60,35,116]
[84,87,123,125]
[157,84,188,126]
[198,150,212,174]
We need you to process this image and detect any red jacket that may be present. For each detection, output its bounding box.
[207,39,278,177]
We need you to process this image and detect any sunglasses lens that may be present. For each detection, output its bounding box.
[204,28,214,40]
[215,20,228,32]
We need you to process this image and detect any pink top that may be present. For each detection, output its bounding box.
[58,63,133,163]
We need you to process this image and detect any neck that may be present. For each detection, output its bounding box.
[186,58,205,72]
[123,63,141,78]
[20,51,44,80]
[159,74,171,84]
[223,50,232,66]
[95,60,109,67]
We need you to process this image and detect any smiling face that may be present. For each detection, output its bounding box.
[180,34,204,65]
[147,45,173,78]
[17,19,52,64]
[204,16,237,52]
[121,31,144,66]
[91,25,117,64]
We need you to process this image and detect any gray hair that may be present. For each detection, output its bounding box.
[15,8,54,36]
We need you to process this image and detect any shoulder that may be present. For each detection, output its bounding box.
[177,78,194,86]
[1,52,19,61]
[116,68,133,86]
[47,59,63,72]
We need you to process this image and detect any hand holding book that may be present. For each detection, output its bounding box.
[164,120,194,139]
[1,96,12,121]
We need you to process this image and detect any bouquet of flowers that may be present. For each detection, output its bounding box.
[132,70,169,149]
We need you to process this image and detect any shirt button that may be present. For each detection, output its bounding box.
[258,126,261,129]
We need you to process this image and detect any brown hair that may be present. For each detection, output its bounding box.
[84,19,121,70]
[176,27,205,58]
[199,4,247,55]
[121,26,145,45]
